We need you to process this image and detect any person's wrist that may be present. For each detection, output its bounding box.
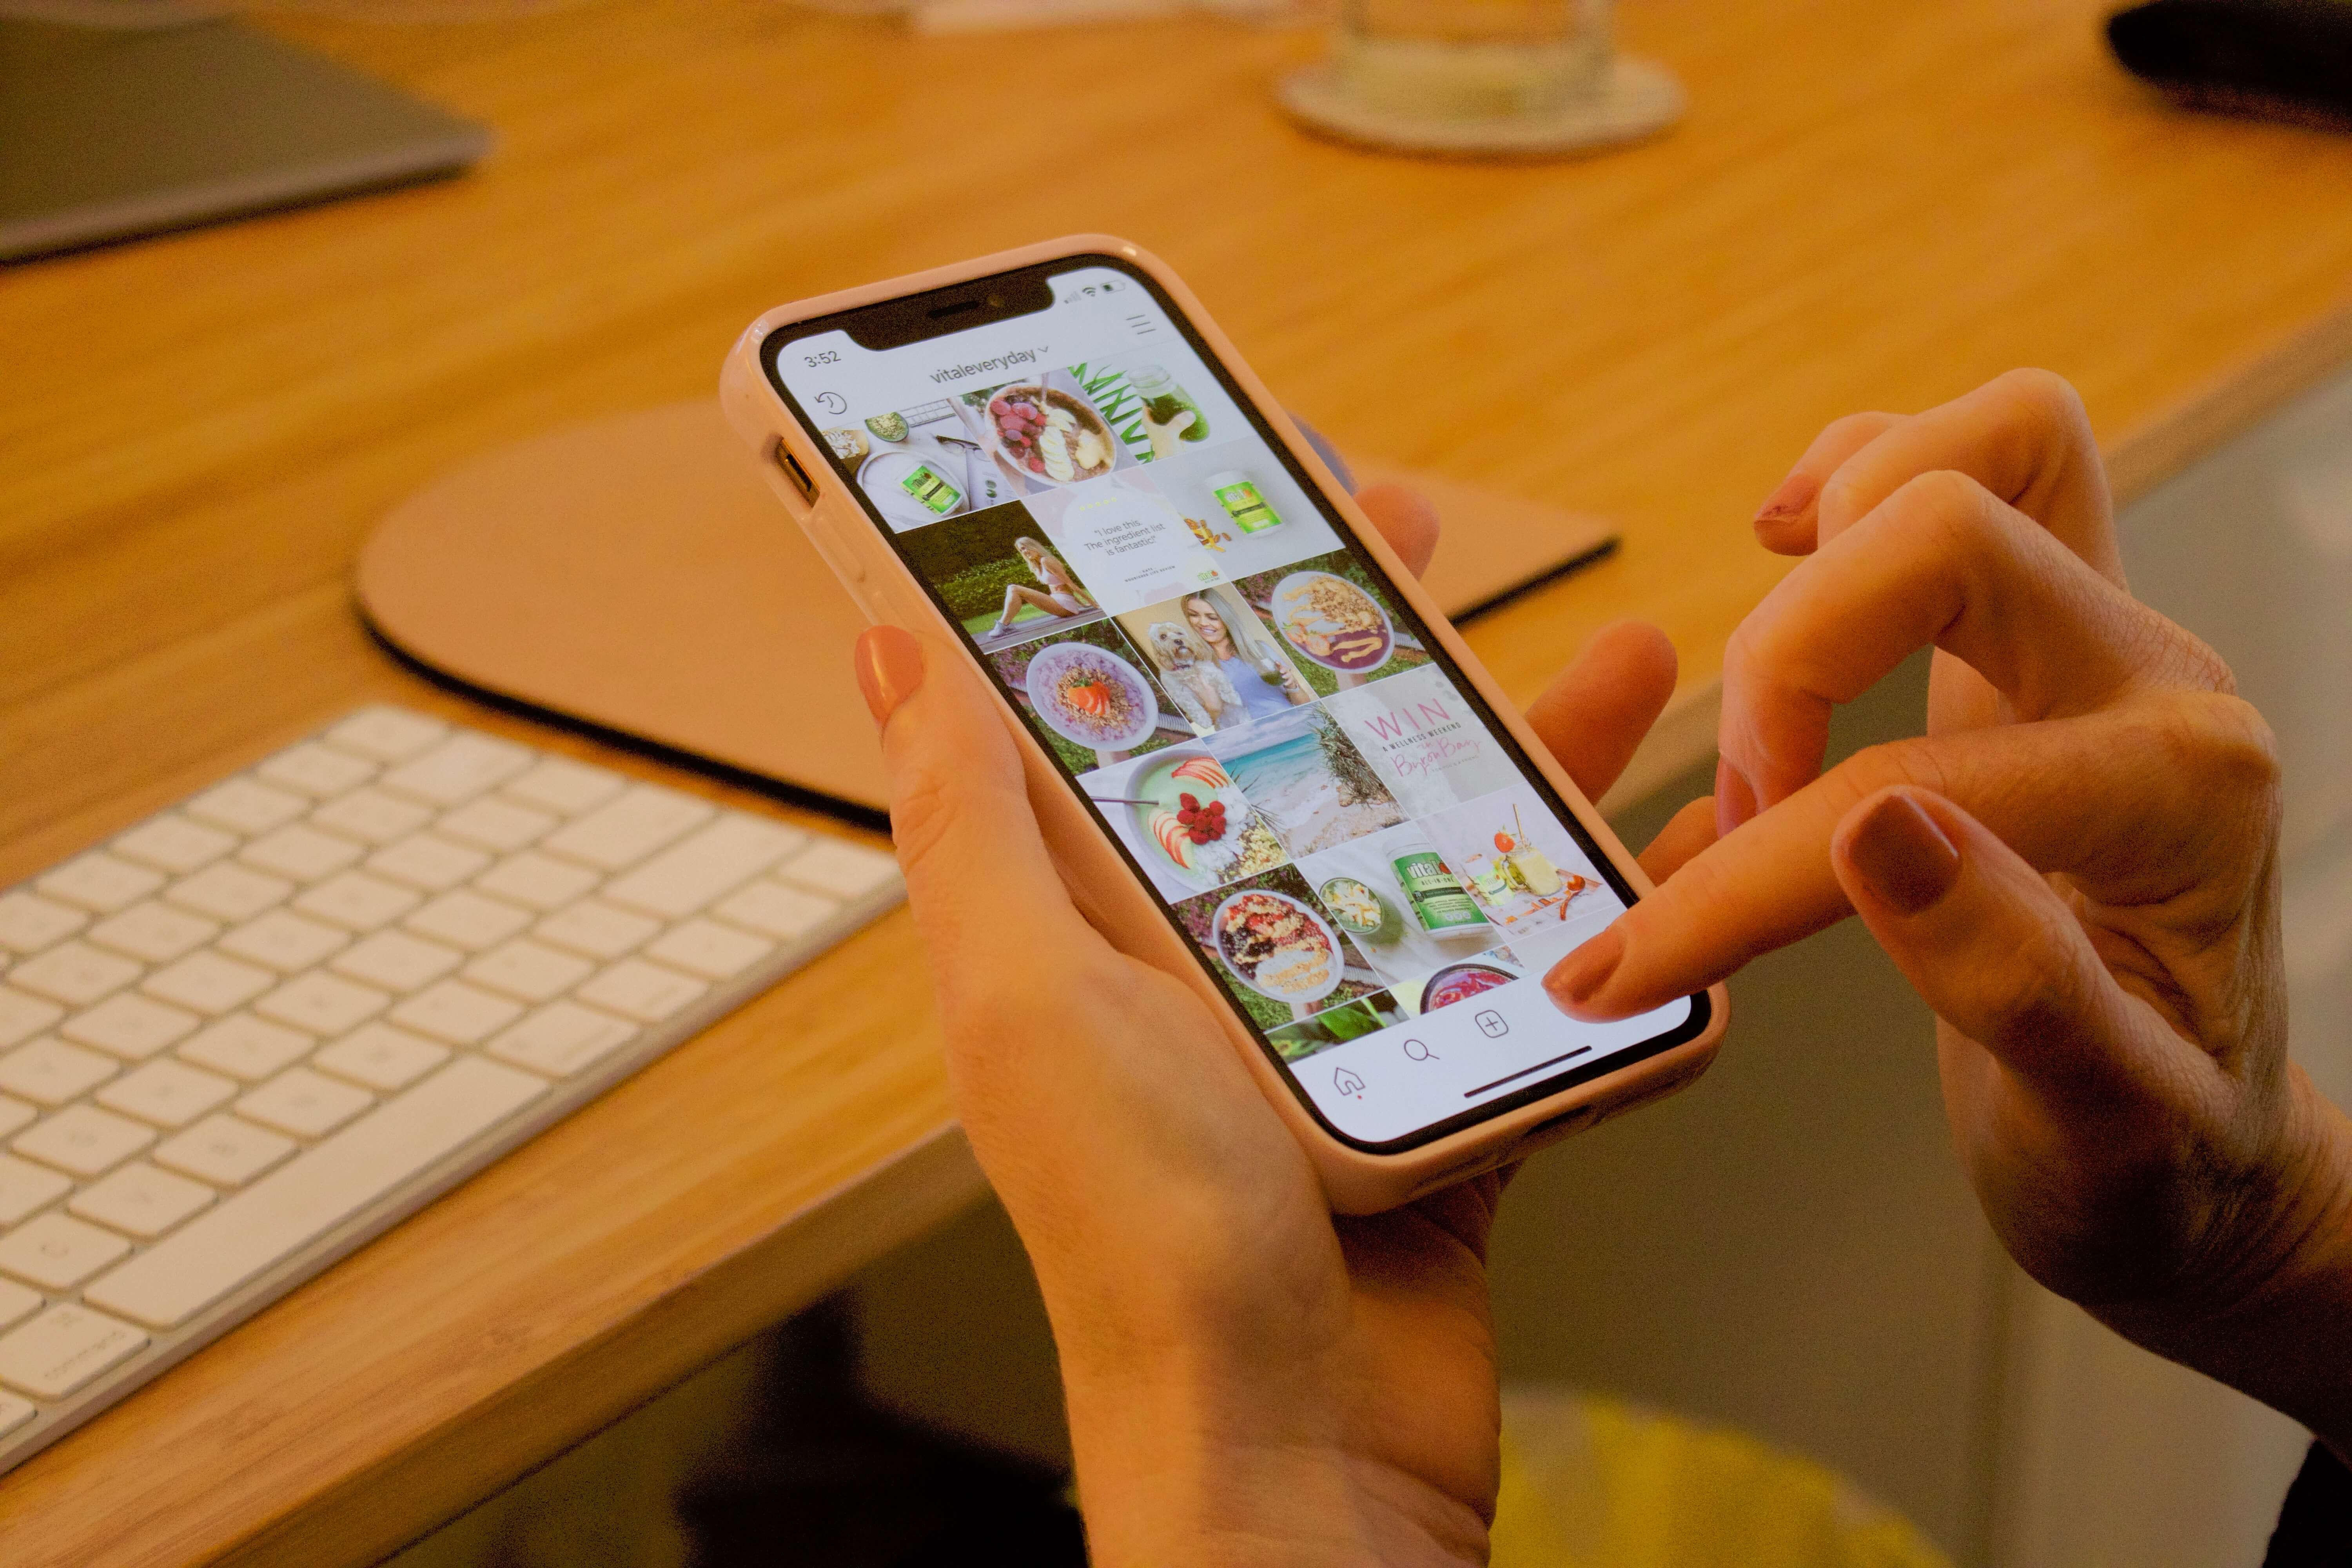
[1058,1344,1488,1568]
[2096,1068,2352,1459]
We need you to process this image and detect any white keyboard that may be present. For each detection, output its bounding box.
[0,706,902,1473]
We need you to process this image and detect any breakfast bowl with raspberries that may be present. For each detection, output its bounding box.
[984,383,1118,486]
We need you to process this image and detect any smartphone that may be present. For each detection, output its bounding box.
[722,236,1725,1212]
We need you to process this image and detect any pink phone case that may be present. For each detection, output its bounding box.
[720,234,1727,1213]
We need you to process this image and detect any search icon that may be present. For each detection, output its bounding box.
[1402,1038,1437,1062]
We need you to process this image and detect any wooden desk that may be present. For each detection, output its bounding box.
[5,2,2350,1560]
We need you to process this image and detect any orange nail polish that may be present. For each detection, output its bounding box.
[854,626,925,726]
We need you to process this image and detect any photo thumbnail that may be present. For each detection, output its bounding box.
[1320,666,1517,817]
[1388,946,1532,1018]
[1168,864,1383,1035]
[1206,702,1404,857]
[1292,818,1507,988]
[988,621,1194,773]
[1080,745,1287,903]
[1061,351,1248,462]
[1419,784,1622,964]
[1230,550,1432,697]
[822,396,1019,532]
[1264,989,1412,1065]
[1112,586,1316,735]
[1123,438,1345,583]
[895,500,1105,655]
[1022,468,1226,615]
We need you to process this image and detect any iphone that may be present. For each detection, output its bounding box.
[722,236,1725,1212]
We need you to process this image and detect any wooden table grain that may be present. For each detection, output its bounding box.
[4,1,2350,1560]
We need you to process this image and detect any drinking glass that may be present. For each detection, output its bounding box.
[1334,0,1613,121]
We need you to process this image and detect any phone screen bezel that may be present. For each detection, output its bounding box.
[759,252,1711,1154]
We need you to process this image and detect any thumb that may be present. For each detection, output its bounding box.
[854,626,1096,996]
[1830,786,2182,1116]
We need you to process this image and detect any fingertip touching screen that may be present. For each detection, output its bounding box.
[764,255,1704,1152]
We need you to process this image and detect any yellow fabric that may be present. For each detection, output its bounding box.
[1491,1389,1954,1568]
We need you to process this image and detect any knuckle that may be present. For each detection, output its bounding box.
[2141,692,2281,808]
[1990,367,2089,430]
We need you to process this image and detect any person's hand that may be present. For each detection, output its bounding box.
[1545,370,2352,1455]
[852,479,1698,1566]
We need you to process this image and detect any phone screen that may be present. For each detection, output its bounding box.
[764,254,1706,1151]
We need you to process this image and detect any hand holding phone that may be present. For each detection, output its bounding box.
[724,236,1725,1213]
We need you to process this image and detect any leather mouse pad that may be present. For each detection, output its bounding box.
[356,401,1613,817]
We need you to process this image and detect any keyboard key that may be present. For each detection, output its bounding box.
[0,892,88,956]
[86,901,219,964]
[474,851,599,911]
[601,817,802,920]
[0,1154,72,1225]
[541,786,712,872]
[381,734,534,807]
[165,862,292,923]
[0,1390,33,1436]
[88,1058,547,1330]
[184,779,307,836]
[217,910,349,973]
[576,959,706,1024]
[433,797,554,853]
[0,1283,37,1339]
[404,889,530,951]
[779,840,902,900]
[313,1024,448,1093]
[293,871,420,933]
[487,1001,636,1078]
[367,833,490,893]
[461,940,590,1004]
[238,1069,372,1139]
[110,816,236,875]
[332,931,462,993]
[142,952,273,1016]
[532,900,657,961]
[713,880,839,942]
[152,1115,293,1187]
[253,972,388,1036]
[239,825,364,882]
[388,981,523,1045]
[326,708,446,762]
[0,1038,119,1105]
[39,853,167,914]
[0,990,66,1051]
[178,1015,316,1082]
[0,1305,148,1398]
[15,1105,154,1177]
[644,920,774,981]
[309,788,432,847]
[71,1162,215,1240]
[257,742,376,798]
[97,1060,238,1129]
[61,993,199,1060]
[0,1098,34,1139]
[9,941,141,1007]
[0,1213,132,1291]
[503,757,626,816]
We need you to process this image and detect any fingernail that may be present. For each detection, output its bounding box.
[1714,757,1757,837]
[1754,470,1818,523]
[1845,792,1961,915]
[1546,925,1625,1013]
[854,626,925,727]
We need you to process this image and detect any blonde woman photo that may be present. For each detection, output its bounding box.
[1142,620,1247,733]
[986,537,1097,638]
[1181,589,1312,720]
